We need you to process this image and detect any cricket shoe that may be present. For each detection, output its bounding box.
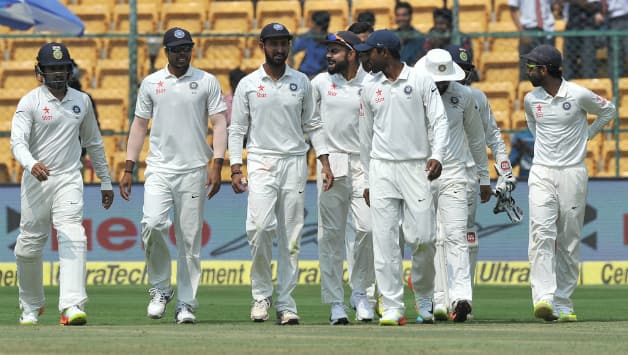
[355,295,374,322]
[329,302,349,325]
[276,310,300,325]
[557,310,577,322]
[380,309,406,326]
[375,294,383,318]
[450,299,472,323]
[60,305,87,326]
[415,297,434,324]
[250,297,272,322]
[19,306,45,326]
[175,304,196,324]
[147,287,174,319]
[533,300,558,322]
[433,303,449,321]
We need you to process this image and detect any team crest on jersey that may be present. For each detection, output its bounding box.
[189,82,198,90]
[290,83,298,91]
[450,96,459,105]
[72,105,81,114]
[404,85,412,94]
[562,102,571,110]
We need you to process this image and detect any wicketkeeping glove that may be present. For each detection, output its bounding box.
[494,162,517,194]
[493,188,524,223]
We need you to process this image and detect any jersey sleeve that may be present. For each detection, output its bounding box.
[227,78,250,166]
[206,74,227,115]
[80,97,112,190]
[134,78,153,120]
[10,95,37,173]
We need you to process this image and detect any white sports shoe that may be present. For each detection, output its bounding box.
[355,295,374,322]
[175,304,196,324]
[330,302,349,325]
[433,303,449,321]
[19,306,45,326]
[60,305,87,326]
[415,297,434,324]
[147,287,174,319]
[250,297,272,322]
[277,310,300,325]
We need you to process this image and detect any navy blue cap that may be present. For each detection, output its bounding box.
[354,30,401,52]
[325,31,361,49]
[260,23,293,41]
[521,44,562,68]
[445,44,474,69]
[163,27,194,48]
[37,42,73,67]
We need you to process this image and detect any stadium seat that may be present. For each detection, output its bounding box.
[161,2,208,33]
[492,110,511,131]
[208,1,254,34]
[103,38,148,66]
[480,51,519,84]
[197,37,245,70]
[6,38,49,61]
[408,0,447,32]
[68,4,112,34]
[303,0,349,33]
[570,78,613,100]
[94,60,138,98]
[493,0,512,22]
[618,78,628,114]
[352,0,395,30]
[112,3,159,34]
[195,65,232,95]
[0,90,24,132]
[517,81,534,110]
[511,111,528,130]
[0,136,14,183]
[601,140,628,177]
[72,58,95,91]
[472,81,515,115]
[458,0,489,32]
[0,61,40,92]
[60,38,102,64]
[89,89,128,132]
[487,21,518,53]
[256,0,301,33]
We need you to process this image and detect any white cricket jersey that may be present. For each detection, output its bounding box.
[524,79,616,167]
[359,64,449,181]
[311,69,369,154]
[468,87,510,173]
[135,65,226,173]
[11,85,112,190]
[439,82,489,184]
[228,64,328,165]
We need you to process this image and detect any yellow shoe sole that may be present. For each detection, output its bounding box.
[533,302,557,321]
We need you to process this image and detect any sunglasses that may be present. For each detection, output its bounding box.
[168,45,194,53]
[327,33,353,50]
[526,63,545,70]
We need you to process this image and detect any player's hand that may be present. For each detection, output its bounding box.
[30,162,50,181]
[101,190,114,209]
[321,166,334,192]
[119,171,133,201]
[426,159,442,181]
[363,188,370,207]
[206,165,221,199]
[231,172,248,193]
[479,184,492,203]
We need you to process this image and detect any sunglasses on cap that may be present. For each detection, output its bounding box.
[327,33,353,50]
[168,45,194,53]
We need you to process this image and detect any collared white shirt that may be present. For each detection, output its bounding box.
[228,64,328,165]
[508,0,555,32]
[311,69,369,155]
[360,64,449,182]
[524,79,616,167]
[439,82,489,184]
[469,87,510,175]
[608,0,628,18]
[135,65,226,173]
[11,85,112,190]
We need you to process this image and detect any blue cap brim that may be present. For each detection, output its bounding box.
[354,43,374,52]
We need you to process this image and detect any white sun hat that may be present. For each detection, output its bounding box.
[416,48,465,82]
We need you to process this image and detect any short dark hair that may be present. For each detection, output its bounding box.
[348,21,374,35]
[356,11,375,26]
[395,1,413,16]
[229,68,247,91]
[433,8,452,24]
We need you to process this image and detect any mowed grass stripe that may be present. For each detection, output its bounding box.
[0,285,626,354]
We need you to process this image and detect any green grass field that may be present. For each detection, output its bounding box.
[0,285,627,354]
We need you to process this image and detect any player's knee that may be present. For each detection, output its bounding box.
[141,215,169,233]
[54,223,86,244]
[14,237,46,259]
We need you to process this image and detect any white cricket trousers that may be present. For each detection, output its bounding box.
[246,154,307,314]
[142,166,207,310]
[528,164,587,311]
[317,154,373,304]
[15,170,87,313]
[432,178,472,307]
[370,159,436,314]
[465,167,480,286]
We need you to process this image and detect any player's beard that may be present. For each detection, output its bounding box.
[528,73,543,87]
[43,72,69,91]
[328,54,348,75]
[264,48,287,68]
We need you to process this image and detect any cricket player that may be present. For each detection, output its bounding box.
[522,44,615,322]
[312,31,374,325]
[11,42,114,326]
[119,27,228,324]
[417,48,490,323]
[228,23,333,326]
[357,30,449,326]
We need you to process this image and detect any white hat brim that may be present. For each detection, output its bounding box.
[416,56,466,82]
